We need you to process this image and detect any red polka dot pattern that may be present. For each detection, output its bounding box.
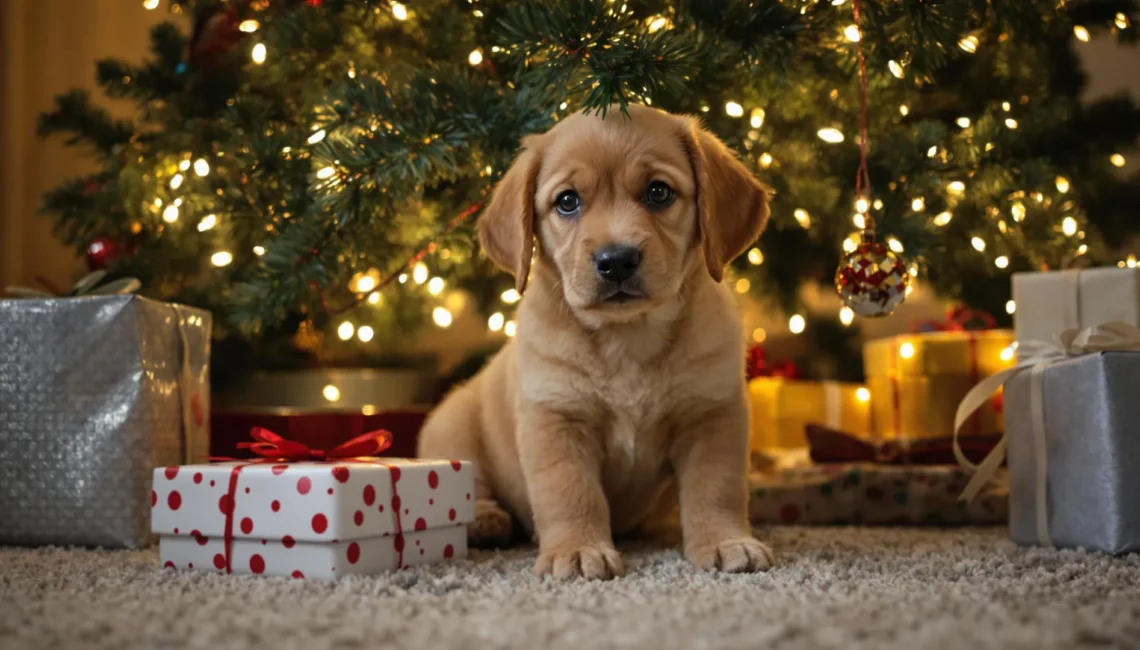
[193,472,203,484]
[272,465,288,475]
[151,490,157,507]
[449,508,456,521]
[444,544,454,559]
[192,530,208,546]
[164,466,179,480]
[249,554,265,574]
[428,471,439,489]
[271,500,280,512]
[312,513,328,534]
[240,517,254,534]
[218,494,233,515]
[167,491,182,510]
[354,511,364,526]
[451,461,462,472]
[394,534,405,552]
[213,554,226,570]
[282,535,295,548]
[291,571,305,579]
[363,485,376,506]
[332,466,350,483]
[414,517,427,531]
[347,542,360,564]
[296,477,312,495]
[390,467,401,482]
[164,561,175,569]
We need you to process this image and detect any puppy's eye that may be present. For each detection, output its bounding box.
[555,190,581,217]
[645,181,675,208]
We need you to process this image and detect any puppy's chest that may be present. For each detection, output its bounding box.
[593,365,678,477]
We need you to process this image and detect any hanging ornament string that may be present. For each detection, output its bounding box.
[833,0,910,319]
[852,0,874,235]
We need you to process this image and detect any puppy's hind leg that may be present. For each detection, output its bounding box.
[418,384,514,547]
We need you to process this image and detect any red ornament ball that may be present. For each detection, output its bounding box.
[85,237,120,270]
[834,236,909,318]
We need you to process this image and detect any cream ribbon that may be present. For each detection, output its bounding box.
[952,321,1140,547]
[823,381,842,429]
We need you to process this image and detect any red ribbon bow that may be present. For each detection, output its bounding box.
[237,426,393,461]
[913,305,997,333]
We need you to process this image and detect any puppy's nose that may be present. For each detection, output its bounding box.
[593,244,641,283]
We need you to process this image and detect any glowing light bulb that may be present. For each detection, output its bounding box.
[353,274,377,293]
[197,214,217,232]
[337,321,355,340]
[193,158,209,177]
[504,320,517,337]
[398,273,408,284]
[933,212,953,226]
[647,16,669,32]
[971,237,986,252]
[959,36,979,53]
[927,145,938,158]
[817,128,844,143]
[853,214,865,229]
[468,49,483,66]
[1115,13,1130,29]
[995,255,1009,269]
[239,19,260,33]
[844,25,861,42]
[724,101,744,118]
[412,262,429,284]
[427,277,445,296]
[843,235,859,253]
[794,209,811,228]
[253,246,265,256]
[751,328,767,343]
[899,104,909,116]
[788,314,806,334]
[1006,300,1016,315]
[948,181,966,195]
[322,385,341,402]
[887,238,904,253]
[392,2,408,20]
[888,60,904,79]
[839,307,855,326]
[750,108,765,129]
[899,342,916,359]
[759,153,773,168]
[1005,118,1019,129]
[735,279,751,294]
[357,326,375,343]
[956,117,971,128]
[143,0,160,9]
[162,205,179,223]
[1130,255,1139,269]
[488,312,505,332]
[1062,217,1078,236]
[1078,244,1088,255]
[367,292,380,305]
[1011,202,1026,222]
[1002,101,1012,112]
[501,288,520,304]
[855,198,869,213]
[1001,346,1015,362]
[1111,153,1126,167]
[251,43,267,64]
[316,166,336,180]
[911,198,925,212]
[856,387,871,402]
[1055,176,1070,193]
[873,199,884,210]
[169,173,184,190]
[210,251,233,267]
[432,307,452,328]
[1073,25,1090,42]
[307,129,327,145]
[747,248,764,265]
[178,160,190,171]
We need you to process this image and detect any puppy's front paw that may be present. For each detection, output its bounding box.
[534,542,625,580]
[467,499,514,548]
[687,536,775,573]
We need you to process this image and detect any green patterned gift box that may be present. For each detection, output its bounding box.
[750,464,1007,526]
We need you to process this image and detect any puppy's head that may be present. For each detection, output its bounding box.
[478,105,770,321]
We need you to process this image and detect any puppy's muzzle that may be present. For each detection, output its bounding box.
[593,244,645,303]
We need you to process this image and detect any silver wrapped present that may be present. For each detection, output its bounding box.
[955,322,1140,554]
[0,295,210,548]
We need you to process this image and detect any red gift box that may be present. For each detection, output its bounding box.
[210,409,427,460]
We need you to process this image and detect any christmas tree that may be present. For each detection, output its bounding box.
[38,0,1140,382]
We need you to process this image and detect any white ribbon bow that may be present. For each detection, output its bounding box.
[952,321,1140,546]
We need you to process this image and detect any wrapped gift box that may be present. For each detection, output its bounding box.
[1004,350,1140,553]
[152,459,475,578]
[750,464,1008,526]
[748,378,871,450]
[1013,268,1140,347]
[863,330,1013,443]
[0,294,210,548]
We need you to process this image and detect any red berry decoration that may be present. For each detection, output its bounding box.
[835,234,909,318]
[85,237,120,270]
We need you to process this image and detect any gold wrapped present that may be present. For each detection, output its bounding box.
[863,329,1014,443]
[748,378,872,450]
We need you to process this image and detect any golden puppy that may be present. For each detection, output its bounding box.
[418,104,773,579]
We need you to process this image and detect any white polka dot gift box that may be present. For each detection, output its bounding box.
[151,427,475,579]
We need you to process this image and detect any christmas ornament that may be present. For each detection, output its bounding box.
[834,0,909,318]
[86,237,121,270]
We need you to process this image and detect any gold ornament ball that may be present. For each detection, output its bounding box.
[834,236,910,318]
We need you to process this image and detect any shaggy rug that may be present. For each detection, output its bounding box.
[2,526,1139,650]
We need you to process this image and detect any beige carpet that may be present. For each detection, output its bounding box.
[2,527,1139,650]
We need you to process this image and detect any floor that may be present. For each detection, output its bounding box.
[2,526,1139,650]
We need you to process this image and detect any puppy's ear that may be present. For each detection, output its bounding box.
[682,119,772,282]
[477,136,543,293]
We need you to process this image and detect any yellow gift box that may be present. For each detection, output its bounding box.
[748,378,872,450]
[863,329,1014,442]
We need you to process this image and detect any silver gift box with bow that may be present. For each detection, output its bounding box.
[956,322,1140,554]
[0,293,210,548]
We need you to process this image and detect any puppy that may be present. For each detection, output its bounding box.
[418,104,773,579]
